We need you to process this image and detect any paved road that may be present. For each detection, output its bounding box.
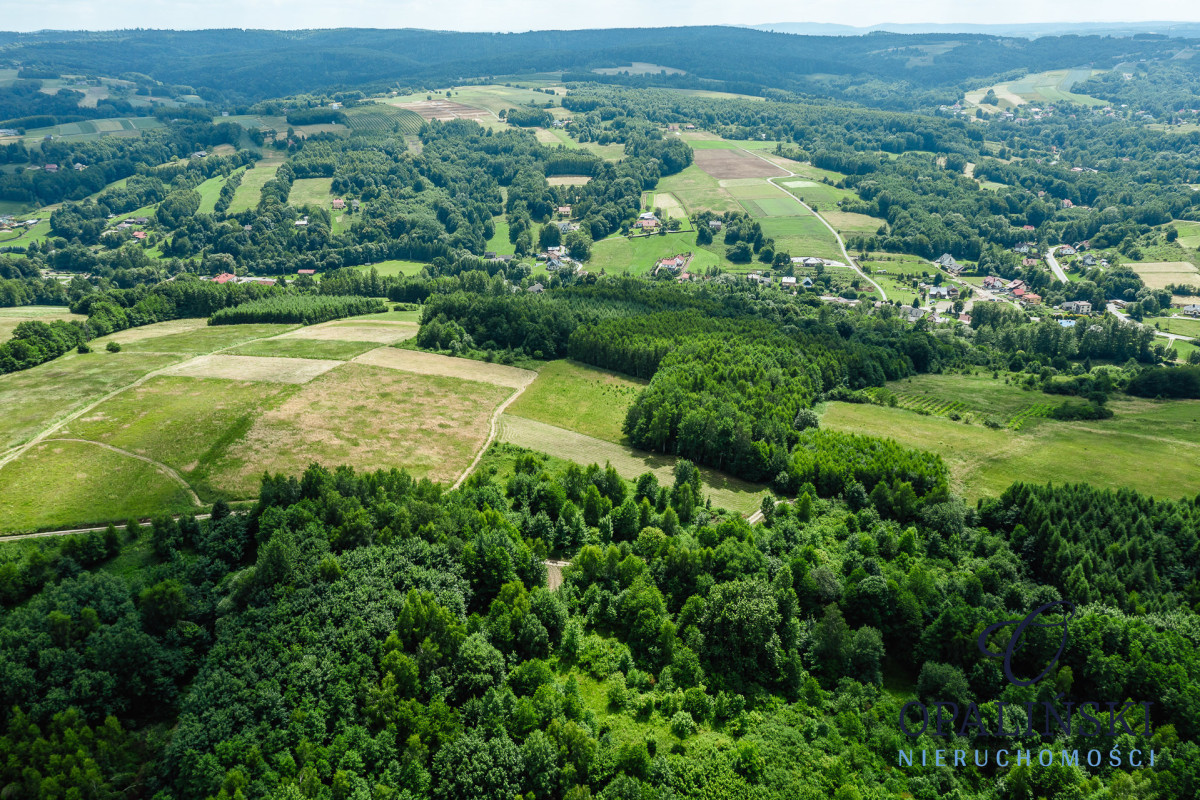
[1045,246,1069,284]
[734,146,888,301]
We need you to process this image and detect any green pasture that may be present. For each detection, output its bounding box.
[0,440,196,533]
[506,360,646,443]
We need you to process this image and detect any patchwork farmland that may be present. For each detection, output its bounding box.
[0,315,532,532]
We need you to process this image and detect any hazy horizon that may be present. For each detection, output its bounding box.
[4,0,1200,34]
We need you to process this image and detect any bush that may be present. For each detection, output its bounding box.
[670,710,697,739]
[106,341,121,352]
[77,342,91,354]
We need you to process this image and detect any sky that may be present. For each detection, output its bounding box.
[4,0,1200,33]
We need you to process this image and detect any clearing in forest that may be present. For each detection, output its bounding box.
[497,415,766,515]
[227,158,283,213]
[160,354,343,384]
[353,348,535,389]
[288,178,335,207]
[692,149,788,179]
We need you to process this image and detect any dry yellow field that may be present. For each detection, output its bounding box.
[208,363,512,493]
[353,348,536,388]
[161,354,343,384]
[1132,261,1199,290]
[276,322,418,344]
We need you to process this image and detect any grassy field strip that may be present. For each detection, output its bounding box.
[41,438,201,506]
[732,145,888,300]
[497,415,767,515]
[353,348,536,388]
[451,368,538,490]
[0,323,308,476]
[159,354,345,384]
[275,321,417,344]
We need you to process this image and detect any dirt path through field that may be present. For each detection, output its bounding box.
[41,438,202,506]
[451,369,539,490]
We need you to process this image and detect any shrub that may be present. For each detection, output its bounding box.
[106,341,121,352]
[77,343,91,354]
[670,710,697,739]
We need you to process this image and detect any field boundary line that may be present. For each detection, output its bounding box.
[451,370,538,490]
[40,438,202,506]
[733,145,888,300]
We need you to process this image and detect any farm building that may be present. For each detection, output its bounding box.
[557,206,572,216]
[132,231,146,240]
[935,253,957,268]
[297,269,316,276]
[708,220,723,230]
[983,276,1004,289]
[781,276,797,287]
[214,273,237,284]
[1182,305,1200,317]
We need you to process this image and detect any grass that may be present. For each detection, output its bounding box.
[288,177,335,208]
[353,260,429,278]
[506,360,646,442]
[207,363,512,494]
[1173,220,1200,250]
[821,392,1200,501]
[486,218,515,256]
[0,305,87,340]
[227,159,282,213]
[880,372,1058,425]
[498,415,767,515]
[195,168,244,214]
[1131,262,1199,291]
[60,376,297,503]
[1144,315,1200,338]
[655,166,740,214]
[105,323,298,354]
[758,215,842,261]
[225,338,384,360]
[0,440,196,533]
[0,350,186,451]
[352,309,423,323]
[589,233,720,275]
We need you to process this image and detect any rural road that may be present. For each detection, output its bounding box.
[450,369,539,491]
[1045,246,1069,284]
[1,513,215,542]
[734,146,889,301]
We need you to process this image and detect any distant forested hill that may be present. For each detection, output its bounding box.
[0,27,1194,106]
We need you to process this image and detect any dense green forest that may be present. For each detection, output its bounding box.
[1,450,1196,798]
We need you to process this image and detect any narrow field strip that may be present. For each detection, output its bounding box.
[276,322,417,344]
[160,354,344,384]
[353,348,536,389]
